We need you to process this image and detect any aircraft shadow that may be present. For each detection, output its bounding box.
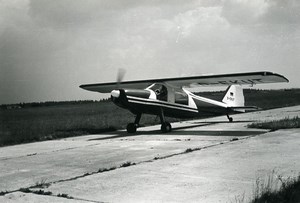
[190,120,255,124]
[89,131,145,141]
[150,130,266,136]
[89,121,265,141]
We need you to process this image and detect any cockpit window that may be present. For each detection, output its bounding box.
[149,84,167,101]
[148,84,189,105]
[175,91,188,105]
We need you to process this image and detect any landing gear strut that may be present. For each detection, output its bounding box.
[159,108,172,133]
[126,109,172,133]
[127,113,141,133]
[227,114,233,122]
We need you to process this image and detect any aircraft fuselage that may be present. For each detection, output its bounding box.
[111,85,231,119]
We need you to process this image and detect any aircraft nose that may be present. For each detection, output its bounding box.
[111,90,120,98]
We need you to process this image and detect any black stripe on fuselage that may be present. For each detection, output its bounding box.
[127,96,198,113]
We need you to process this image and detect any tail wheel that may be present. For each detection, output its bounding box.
[227,114,233,122]
[161,122,172,133]
[127,123,137,133]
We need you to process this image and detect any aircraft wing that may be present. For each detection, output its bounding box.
[80,71,288,93]
[80,81,154,93]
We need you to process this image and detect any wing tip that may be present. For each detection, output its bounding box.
[268,71,289,83]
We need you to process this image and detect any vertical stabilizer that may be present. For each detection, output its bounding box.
[222,85,245,108]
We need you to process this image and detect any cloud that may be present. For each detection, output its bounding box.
[28,0,139,29]
[221,0,269,25]
[0,0,299,104]
[262,0,300,25]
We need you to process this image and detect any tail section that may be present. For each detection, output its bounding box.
[222,85,245,107]
[222,85,258,112]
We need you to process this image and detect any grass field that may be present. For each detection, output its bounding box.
[0,101,181,146]
[248,116,300,131]
[250,173,300,203]
[1,88,300,147]
[1,101,120,146]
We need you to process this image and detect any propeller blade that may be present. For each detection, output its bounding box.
[116,68,126,88]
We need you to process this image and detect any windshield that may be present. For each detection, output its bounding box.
[149,84,168,101]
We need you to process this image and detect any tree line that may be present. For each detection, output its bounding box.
[1,98,111,109]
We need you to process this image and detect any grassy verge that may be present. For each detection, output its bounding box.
[0,101,182,146]
[250,174,300,203]
[248,116,300,131]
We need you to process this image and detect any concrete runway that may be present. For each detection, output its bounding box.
[1,106,300,202]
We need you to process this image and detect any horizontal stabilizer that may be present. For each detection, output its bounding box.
[229,106,260,113]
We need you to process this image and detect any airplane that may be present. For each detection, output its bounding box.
[80,71,288,133]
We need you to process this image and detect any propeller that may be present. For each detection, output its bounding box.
[111,68,127,100]
[116,68,126,89]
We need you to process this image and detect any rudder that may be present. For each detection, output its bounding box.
[222,85,245,107]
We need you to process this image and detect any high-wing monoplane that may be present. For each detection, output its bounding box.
[80,71,288,133]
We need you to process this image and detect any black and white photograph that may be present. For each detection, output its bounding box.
[1,0,300,202]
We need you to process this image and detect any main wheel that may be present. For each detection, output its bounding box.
[161,122,172,133]
[228,117,233,122]
[127,123,137,133]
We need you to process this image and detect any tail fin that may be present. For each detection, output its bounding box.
[222,85,245,107]
[222,85,258,112]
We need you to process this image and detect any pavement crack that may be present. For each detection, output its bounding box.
[0,142,104,161]
[63,134,264,184]
[0,131,266,201]
[1,187,103,203]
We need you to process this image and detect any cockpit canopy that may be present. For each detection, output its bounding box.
[148,83,188,105]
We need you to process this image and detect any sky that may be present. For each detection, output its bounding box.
[0,0,299,104]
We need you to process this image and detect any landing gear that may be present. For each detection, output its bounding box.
[227,114,233,122]
[127,123,137,133]
[127,113,141,133]
[161,122,172,133]
[159,108,172,133]
[126,109,172,133]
